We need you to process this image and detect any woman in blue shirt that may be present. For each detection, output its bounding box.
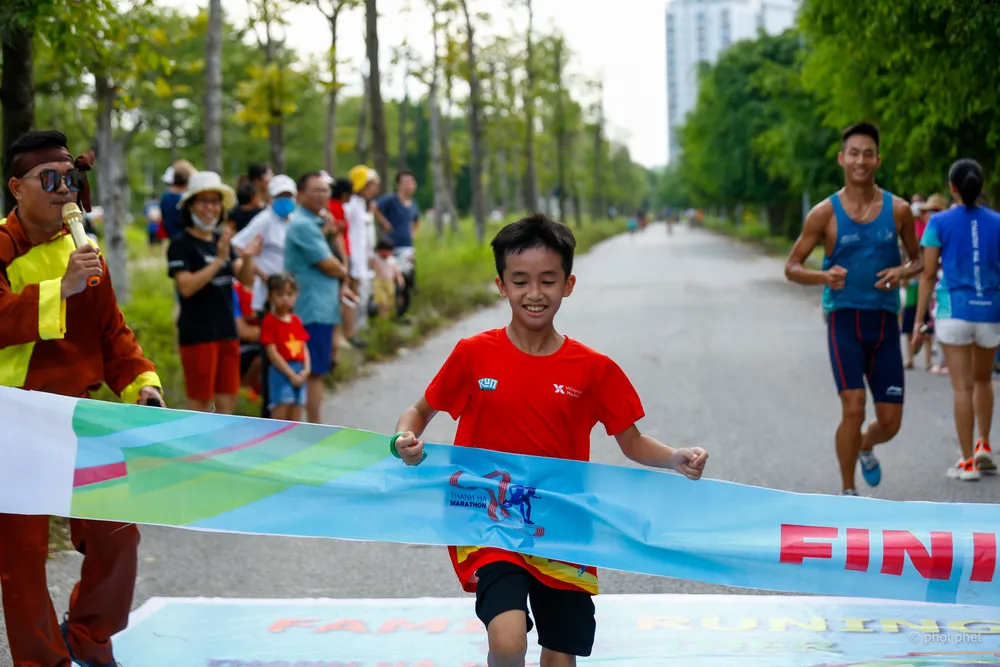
[913,159,999,480]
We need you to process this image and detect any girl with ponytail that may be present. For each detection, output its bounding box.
[912,159,1000,480]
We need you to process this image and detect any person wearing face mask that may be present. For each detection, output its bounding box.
[168,171,261,414]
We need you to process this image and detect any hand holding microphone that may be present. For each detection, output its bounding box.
[60,203,103,299]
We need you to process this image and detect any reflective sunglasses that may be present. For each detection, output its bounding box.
[36,168,86,193]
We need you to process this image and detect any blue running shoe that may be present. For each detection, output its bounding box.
[858,448,881,487]
[843,488,859,496]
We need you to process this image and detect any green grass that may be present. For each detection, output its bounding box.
[94,215,627,411]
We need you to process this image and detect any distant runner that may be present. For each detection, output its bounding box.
[784,122,922,496]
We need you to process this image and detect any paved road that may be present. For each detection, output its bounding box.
[2,222,995,664]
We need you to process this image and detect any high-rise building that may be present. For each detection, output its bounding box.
[666,0,799,163]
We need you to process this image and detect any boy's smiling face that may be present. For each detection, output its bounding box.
[496,246,576,331]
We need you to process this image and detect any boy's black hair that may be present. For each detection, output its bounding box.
[949,158,985,208]
[396,169,415,185]
[376,236,395,252]
[331,178,353,199]
[236,183,257,206]
[248,163,270,182]
[842,122,879,149]
[267,272,298,294]
[490,213,576,280]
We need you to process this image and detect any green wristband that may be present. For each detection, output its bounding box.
[390,432,427,464]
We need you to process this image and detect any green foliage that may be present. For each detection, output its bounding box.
[670,0,1000,248]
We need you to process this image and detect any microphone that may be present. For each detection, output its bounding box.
[62,202,100,286]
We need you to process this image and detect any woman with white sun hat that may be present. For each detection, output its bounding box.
[167,171,262,414]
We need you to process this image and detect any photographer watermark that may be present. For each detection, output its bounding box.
[909,629,984,645]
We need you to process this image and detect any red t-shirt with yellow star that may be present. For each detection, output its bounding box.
[260,312,309,362]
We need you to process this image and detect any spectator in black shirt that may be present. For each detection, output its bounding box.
[167,171,262,414]
[228,182,264,232]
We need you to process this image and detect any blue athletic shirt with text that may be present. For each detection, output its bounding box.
[821,189,901,314]
[920,205,1000,322]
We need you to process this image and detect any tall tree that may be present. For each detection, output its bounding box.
[365,0,389,180]
[520,0,538,211]
[0,8,35,215]
[245,0,290,173]
[419,0,458,234]
[551,34,568,223]
[203,0,224,173]
[459,0,486,242]
[314,0,361,175]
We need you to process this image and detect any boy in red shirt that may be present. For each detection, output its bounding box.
[391,214,709,667]
[259,273,311,421]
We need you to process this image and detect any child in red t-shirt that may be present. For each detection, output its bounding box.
[390,214,709,666]
[260,273,311,421]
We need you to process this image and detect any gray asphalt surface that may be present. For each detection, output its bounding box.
[2,222,996,665]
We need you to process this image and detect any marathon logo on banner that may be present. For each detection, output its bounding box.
[1,386,999,607]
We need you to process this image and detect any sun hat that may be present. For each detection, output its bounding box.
[923,193,948,213]
[177,171,236,210]
[267,174,297,198]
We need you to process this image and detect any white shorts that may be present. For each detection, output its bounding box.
[935,319,1000,348]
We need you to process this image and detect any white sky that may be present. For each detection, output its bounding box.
[161,0,669,168]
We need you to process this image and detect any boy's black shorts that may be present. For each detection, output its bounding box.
[474,561,596,657]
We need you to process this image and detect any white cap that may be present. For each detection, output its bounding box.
[268,174,296,198]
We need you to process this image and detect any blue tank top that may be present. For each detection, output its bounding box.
[821,189,901,314]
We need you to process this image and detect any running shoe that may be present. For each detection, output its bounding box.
[842,488,859,496]
[974,440,996,474]
[946,457,980,481]
[857,449,881,486]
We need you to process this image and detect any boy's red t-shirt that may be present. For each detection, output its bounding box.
[424,327,645,596]
[260,313,310,362]
[233,281,257,325]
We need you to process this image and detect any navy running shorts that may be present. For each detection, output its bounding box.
[304,323,335,377]
[826,308,904,403]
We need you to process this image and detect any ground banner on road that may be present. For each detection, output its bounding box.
[1,387,998,606]
[114,594,1000,666]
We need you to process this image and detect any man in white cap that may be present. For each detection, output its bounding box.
[231,173,298,416]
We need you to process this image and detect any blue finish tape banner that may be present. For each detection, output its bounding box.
[115,595,1000,666]
[0,387,998,606]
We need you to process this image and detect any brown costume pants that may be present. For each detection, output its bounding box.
[0,514,139,667]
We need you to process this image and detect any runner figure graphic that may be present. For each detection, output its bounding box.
[449,470,545,537]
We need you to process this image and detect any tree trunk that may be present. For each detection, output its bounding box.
[323,10,341,175]
[263,21,285,174]
[460,0,486,243]
[204,0,224,174]
[592,83,604,221]
[553,38,567,223]
[522,0,538,212]
[396,91,408,173]
[355,74,370,164]
[499,147,511,215]
[365,0,389,181]
[95,76,129,304]
[441,73,457,230]
[1,26,35,216]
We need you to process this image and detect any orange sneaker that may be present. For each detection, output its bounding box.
[947,457,980,481]
[974,440,996,474]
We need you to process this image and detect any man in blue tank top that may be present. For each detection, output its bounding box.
[784,122,923,496]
